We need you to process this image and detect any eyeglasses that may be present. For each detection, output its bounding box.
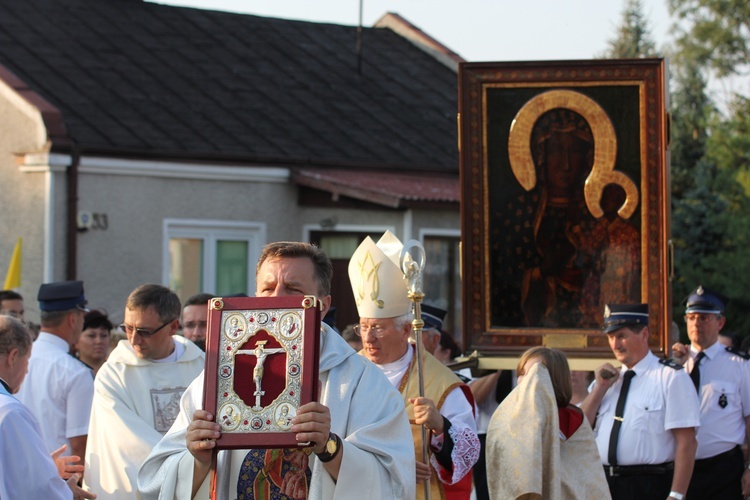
[685,313,720,323]
[182,320,207,330]
[119,320,173,338]
[353,324,388,338]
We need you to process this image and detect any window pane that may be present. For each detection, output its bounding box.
[319,235,360,259]
[170,238,203,305]
[423,237,461,344]
[216,240,248,296]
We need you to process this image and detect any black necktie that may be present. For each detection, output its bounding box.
[608,370,636,466]
[690,351,706,392]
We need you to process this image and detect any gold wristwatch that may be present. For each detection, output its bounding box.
[316,432,341,463]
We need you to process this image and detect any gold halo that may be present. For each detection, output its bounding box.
[507,89,638,219]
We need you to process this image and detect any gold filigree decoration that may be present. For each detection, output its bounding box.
[507,89,638,219]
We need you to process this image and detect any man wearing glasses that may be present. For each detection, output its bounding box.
[83,284,204,499]
[16,280,94,466]
[349,231,479,500]
[672,286,750,499]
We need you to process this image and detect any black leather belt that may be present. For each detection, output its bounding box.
[604,462,674,477]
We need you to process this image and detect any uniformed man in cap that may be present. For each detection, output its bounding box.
[349,231,479,500]
[671,286,750,499]
[580,303,700,500]
[419,304,446,356]
[15,280,94,463]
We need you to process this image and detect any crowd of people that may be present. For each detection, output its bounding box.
[1,235,749,499]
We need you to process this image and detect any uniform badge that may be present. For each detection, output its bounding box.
[719,393,728,409]
[726,346,750,360]
[659,358,683,370]
[604,305,611,318]
[697,285,704,295]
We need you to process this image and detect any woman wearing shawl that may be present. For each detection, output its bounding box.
[486,347,610,499]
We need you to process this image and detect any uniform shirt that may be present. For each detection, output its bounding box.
[687,341,750,459]
[592,351,700,466]
[0,382,72,499]
[15,332,94,453]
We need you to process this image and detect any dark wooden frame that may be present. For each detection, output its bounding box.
[459,59,671,358]
[202,295,321,449]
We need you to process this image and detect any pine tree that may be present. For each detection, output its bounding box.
[670,57,712,199]
[603,0,658,58]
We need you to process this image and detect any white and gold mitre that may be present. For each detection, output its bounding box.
[348,230,411,319]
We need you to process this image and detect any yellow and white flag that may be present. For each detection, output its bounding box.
[4,238,21,289]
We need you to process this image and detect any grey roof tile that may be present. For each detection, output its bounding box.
[0,0,458,171]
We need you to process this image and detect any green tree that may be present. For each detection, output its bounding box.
[707,95,750,188]
[603,0,658,58]
[667,0,750,337]
[669,60,713,199]
[673,159,750,335]
[669,0,750,77]
[697,96,750,335]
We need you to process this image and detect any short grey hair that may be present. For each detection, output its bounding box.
[0,315,32,356]
[393,312,414,331]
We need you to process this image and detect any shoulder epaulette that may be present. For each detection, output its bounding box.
[725,346,750,360]
[659,357,684,370]
[69,352,95,376]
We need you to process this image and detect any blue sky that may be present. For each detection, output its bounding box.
[152,0,674,62]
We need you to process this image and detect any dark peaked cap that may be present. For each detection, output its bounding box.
[421,304,447,331]
[602,303,649,334]
[684,285,727,315]
[37,280,88,312]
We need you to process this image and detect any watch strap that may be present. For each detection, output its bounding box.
[316,432,341,463]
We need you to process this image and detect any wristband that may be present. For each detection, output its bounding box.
[315,432,341,463]
[668,492,683,500]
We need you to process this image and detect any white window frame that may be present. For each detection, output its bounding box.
[418,227,461,241]
[301,223,396,243]
[163,219,266,295]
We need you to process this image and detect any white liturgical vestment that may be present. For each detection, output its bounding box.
[84,336,204,498]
